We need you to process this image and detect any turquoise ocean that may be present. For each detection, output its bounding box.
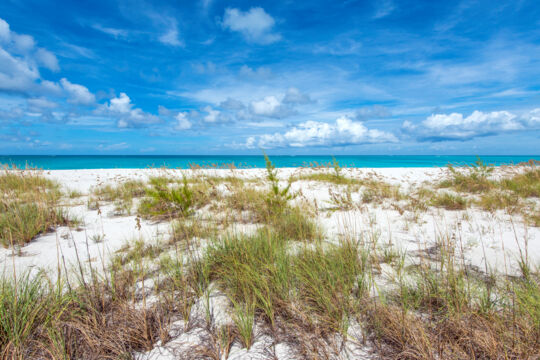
[1,155,539,170]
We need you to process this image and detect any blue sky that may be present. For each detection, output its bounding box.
[1,0,539,155]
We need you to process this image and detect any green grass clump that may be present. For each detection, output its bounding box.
[202,228,368,332]
[0,169,73,247]
[203,230,291,324]
[138,177,198,219]
[0,203,71,246]
[294,240,368,331]
[439,159,495,193]
[0,273,67,356]
[499,167,540,198]
[430,192,468,210]
[222,185,268,221]
[267,205,321,241]
[169,219,218,244]
[293,172,362,185]
[0,169,61,201]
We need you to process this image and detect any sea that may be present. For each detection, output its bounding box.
[0,155,539,170]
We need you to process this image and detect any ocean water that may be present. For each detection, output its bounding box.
[0,155,539,170]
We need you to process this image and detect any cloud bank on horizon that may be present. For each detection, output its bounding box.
[0,0,539,155]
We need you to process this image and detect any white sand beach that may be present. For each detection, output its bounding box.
[2,166,537,277]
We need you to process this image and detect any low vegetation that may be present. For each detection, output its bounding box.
[1,157,540,358]
[0,167,74,247]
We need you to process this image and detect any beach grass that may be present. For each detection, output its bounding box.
[0,168,75,247]
[1,157,540,358]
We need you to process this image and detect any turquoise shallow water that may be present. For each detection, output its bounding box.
[1,155,539,170]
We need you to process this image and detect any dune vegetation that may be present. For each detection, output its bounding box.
[0,158,539,359]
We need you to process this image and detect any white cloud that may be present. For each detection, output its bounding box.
[0,18,65,96]
[0,48,40,92]
[12,34,35,53]
[245,116,397,149]
[202,105,229,123]
[0,18,10,42]
[250,95,295,119]
[35,48,59,72]
[522,108,540,126]
[61,78,95,105]
[403,110,527,141]
[159,26,183,47]
[40,80,62,96]
[175,112,192,130]
[27,97,58,111]
[222,7,280,44]
[92,24,129,39]
[100,92,160,128]
[106,92,132,113]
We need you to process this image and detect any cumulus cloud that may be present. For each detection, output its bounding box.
[522,108,540,126]
[99,92,160,128]
[175,112,192,130]
[244,116,397,149]
[202,105,231,123]
[222,7,280,44]
[402,109,535,141]
[0,17,63,95]
[61,78,95,105]
[249,95,296,119]
[0,47,40,93]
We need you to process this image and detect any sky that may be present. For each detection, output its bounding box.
[0,0,539,155]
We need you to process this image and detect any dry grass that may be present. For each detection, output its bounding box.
[361,179,403,204]
[0,168,75,247]
[89,179,146,215]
